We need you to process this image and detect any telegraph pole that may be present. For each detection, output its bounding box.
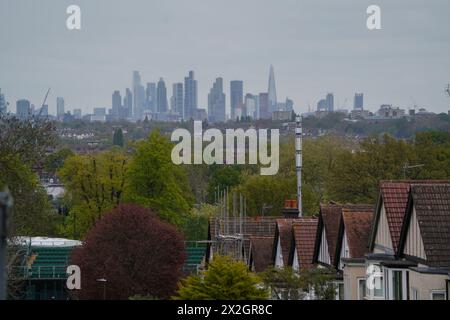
[295,115,303,217]
[0,189,13,300]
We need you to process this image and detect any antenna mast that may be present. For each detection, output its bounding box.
[295,114,303,217]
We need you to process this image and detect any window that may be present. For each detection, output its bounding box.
[431,291,446,300]
[358,278,366,300]
[365,264,384,299]
[393,270,403,300]
[338,283,344,300]
[411,288,419,300]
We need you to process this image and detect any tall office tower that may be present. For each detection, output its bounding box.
[326,93,334,112]
[268,65,277,113]
[112,90,122,118]
[258,92,270,119]
[208,77,226,123]
[156,78,168,113]
[184,70,198,120]
[16,99,31,120]
[132,71,145,119]
[124,88,133,118]
[172,83,183,116]
[0,89,6,115]
[285,98,294,112]
[354,93,364,110]
[230,80,243,121]
[56,97,65,119]
[146,82,157,112]
[245,93,257,120]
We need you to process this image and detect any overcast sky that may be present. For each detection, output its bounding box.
[1,0,449,115]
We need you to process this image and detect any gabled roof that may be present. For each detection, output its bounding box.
[369,180,450,253]
[274,219,296,266]
[339,208,374,260]
[207,216,278,262]
[314,203,372,266]
[399,184,450,267]
[291,218,319,270]
[249,236,275,272]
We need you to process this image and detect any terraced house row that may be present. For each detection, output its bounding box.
[207,180,450,300]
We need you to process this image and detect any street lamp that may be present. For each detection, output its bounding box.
[0,189,13,301]
[96,278,107,300]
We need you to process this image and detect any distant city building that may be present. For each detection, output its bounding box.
[268,65,277,113]
[272,110,293,121]
[91,107,106,122]
[184,71,198,120]
[230,80,243,121]
[285,98,294,112]
[208,77,226,123]
[317,99,327,111]
[73,109,82,119]
[39,104,49,117]
[258,92,270,119]
[112,90,122,118]
[124,88,133,118]
[172,83,183,116]
[194,108,207,122]
[0,89,6,115]
[56,97,65,119]
[157,78,168,113]
[133,71,145,119]
[146,82,157,113]
[376,104,406,119]
[16,99,31,120]
[354,93,364,110]
[326,93,334,112]
[245,93,257,120]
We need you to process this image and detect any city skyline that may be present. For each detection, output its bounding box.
[1,0,450,115]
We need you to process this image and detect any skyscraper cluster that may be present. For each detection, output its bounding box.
[107,65,291,123]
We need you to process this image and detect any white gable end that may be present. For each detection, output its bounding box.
[339,230,350,270]
[318,227,331,265]
[404,206,426,260]
[275,235,284,268]
[292,247,299,271]
[374,202,394,254]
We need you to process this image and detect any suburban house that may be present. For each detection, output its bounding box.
[339,207,374,300]
[313,203,373,299]
[397,184,450,300]
[363,180,450,300]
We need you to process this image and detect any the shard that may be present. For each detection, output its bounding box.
[267,65,277,112]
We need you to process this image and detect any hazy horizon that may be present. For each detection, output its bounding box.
[1,0,450,115]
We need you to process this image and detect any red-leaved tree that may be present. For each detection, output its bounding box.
[71,204,186,299]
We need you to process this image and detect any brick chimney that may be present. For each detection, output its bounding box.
[282,199,299,218]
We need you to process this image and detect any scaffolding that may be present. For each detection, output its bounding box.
[213,187,247,261]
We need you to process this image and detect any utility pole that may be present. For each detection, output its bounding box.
[295,115,303,217]
[0,189,13,300]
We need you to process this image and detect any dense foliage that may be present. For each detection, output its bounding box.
[71,204,186,300]
[174,255,269,300]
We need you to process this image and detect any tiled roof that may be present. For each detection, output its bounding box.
[318,204,372,266]
[275,219,296,266]
[249,236,275,272]
[409,184,450,267]
[341,208,374,258]
[377,180,450,252]
[292,218,319,270]
[207,216,278,261]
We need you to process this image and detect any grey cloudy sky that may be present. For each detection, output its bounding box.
[1,0,450,115]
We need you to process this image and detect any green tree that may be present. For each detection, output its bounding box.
[113,128,124,147]
[174,255,269,300]
[58,148,128,238]
[44,148,74,174]
[125,130,194,227]
[206,165,242,203]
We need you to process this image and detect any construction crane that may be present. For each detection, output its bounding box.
[37,88,51,118]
